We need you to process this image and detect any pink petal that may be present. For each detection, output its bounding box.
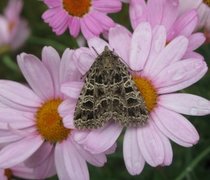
[154,128,173,166]
[168,10,198,40]
[54,143,70,179]
[4,0,23,21]
[0,135,43,168]
[58,99,76,118]
[76,123,123,154]
[25,142,53,168]
[12,163,37,180]
[137,120,165,167]
[178,0,201,14]
[129,22,152,71]
[156,58,207,94]
[143,25,167,75]
[69,17,80,37]
[11,20,30,50]
[74,47,95,75]
[56,140,89,180]
[80,18,95,39]
[63,114,75,129]
[187,33,206,52]
[161,0,179,32]
[0,129,22,143]
[129,0,147,29]
[152,106,199,147]
[123,128,145,175]
[17,53,54,100]
[147,0,164,27]
[33,152,56,179]
[93,0,122,13]
[49,10,67,29]
[91,11,115,30]
[88,37,111,55]
[61,81,83,99]
[83,13,103,36]
[148,36,188,78]
[42,46,61,98]
[44,0,61,8]
[105,143,117,154]
[42,8,57,21]
[60,48,81,83]
[109,25,131,62]
[0,108,34,129]
[159,93,210,116]
[72,140,107,167]
[0,80,41,108]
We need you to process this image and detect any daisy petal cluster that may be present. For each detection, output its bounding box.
[42,0,122,39]
[128,0,206,58]
[178,0,210,42]
[60,22,210,175]
[0,47,109,180]
[0,0,30,54]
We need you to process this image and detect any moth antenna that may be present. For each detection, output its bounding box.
[91,46,99,55]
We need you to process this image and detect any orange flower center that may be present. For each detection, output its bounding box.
[8,21,16,32]
[203,0,210,7]
[63,0,91,17]
[4,169,12,180]
[132,75,158,112]
[35,99,70,144]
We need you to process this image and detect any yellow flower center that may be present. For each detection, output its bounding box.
[63,0,91,17]
[4,169,12,180]
[203,0,210,7]
[35,99,70,144]
[132,75,158,112]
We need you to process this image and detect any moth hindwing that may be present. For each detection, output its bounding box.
[74,46,149,129]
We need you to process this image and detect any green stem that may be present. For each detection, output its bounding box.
[175,146,210,180]
[2,55,19,72]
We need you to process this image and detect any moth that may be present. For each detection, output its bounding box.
[74,46,149,129]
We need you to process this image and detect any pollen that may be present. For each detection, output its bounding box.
[203,0,210,7]
[63,0,91,17]
[35,99,70,144]
[133,75,158,112]
[4,169,12,180]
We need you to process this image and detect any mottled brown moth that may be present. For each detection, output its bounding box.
[74,46,149,129]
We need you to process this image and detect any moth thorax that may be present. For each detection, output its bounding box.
[103,57,115,68]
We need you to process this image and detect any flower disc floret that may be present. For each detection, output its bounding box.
[36,99,70,143]
[132,75,158,112]
[63,0,91,17]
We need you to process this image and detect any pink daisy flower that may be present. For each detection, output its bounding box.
[128,0,206,59]
[0,46,110,180]
[42,0,122,39]
[60,22,210,175]
[178,0,210,42]
[0,163,44,180]
[0,0,30,54]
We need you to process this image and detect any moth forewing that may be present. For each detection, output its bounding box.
[74,46,149,130]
